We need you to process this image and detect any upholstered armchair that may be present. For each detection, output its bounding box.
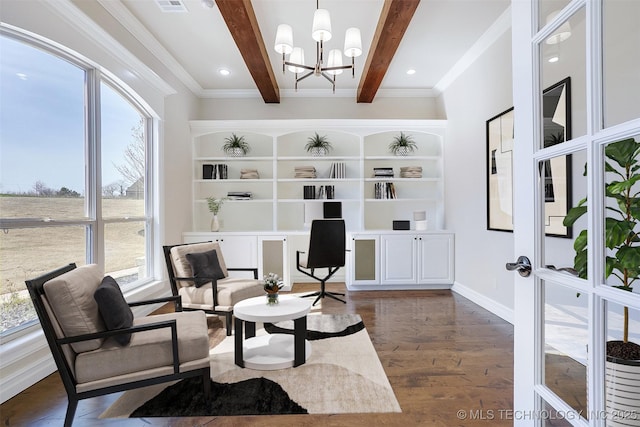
[26,263,211,427]
[163,241,264,335]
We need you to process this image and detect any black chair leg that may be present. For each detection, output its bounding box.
[64,398,78,427]
[225,312,233,336]
[202,368,211,399]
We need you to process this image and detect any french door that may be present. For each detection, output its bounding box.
[512,1,640,426]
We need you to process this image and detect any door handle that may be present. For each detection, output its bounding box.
[506,256,532,277]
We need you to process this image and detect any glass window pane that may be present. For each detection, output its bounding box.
[605,301,640,425]
[602,136,640,289]
[543,149,587,274]
[540,7,586,142]
[100,82,145,218]
[538,1,572,32]
[603,0,640,128]
[0,36,86,219]
[104,221,148,284]
[0,226,87,334]
[543,280,588,419]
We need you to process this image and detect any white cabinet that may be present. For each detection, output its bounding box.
[348,231,454,289]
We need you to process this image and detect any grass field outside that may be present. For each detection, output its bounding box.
[0,196,146,333]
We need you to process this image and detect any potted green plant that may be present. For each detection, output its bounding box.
[262,272,284,305]
[206,196,228,231]
[563,137,640,421]
[305,132,332,157]
[388,132,418,156]
[222,133,250,157]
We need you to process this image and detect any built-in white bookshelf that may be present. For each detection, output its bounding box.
[189,120,446,233]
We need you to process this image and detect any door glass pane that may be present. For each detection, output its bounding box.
[100,82,145,218]
[104,221,147,285]
[543,280,589,418]
[538,1,572,32]
[0,226,87,334]
[0,35,86,219]
[540,7,586,143]
[603,0,640,128]
[542,149,587,273]
[602,136,640,289]
[605,301,640,424]
[541,399,577,426]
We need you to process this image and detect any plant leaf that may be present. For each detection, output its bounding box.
[574,229,588,252]
[605,138,640,169]
[574,248,588,279]
[617,246,640,275]
[563,205,587,227]
[605,218,635,249]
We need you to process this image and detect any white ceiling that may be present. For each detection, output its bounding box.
[112,0,510,99]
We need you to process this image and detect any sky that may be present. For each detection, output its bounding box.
[0,35,142,195]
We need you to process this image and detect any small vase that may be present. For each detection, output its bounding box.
[266,292,279,305]
[310,147,326,157]
[210,215,220,232]
[395,146,409,156]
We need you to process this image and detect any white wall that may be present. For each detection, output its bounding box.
[440,30,515,320]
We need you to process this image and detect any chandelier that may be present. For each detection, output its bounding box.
[273,0,362,92]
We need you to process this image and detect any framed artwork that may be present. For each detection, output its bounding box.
[541,77,572,238]
[486,107,515,232]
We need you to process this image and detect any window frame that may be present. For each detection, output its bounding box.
[0,29,156,340]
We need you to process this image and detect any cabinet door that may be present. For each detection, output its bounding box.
[416,234,454,284]
[258,235,289,289]
[380,235,417,284]
[212,235,258,269]
[349,235,379,285]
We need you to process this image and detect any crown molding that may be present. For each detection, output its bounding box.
[43,0,176,96]
[97,0,202,95]
[434,5,512,94]
[199,87,436,99]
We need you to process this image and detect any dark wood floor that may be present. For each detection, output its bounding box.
[1,284,515,426]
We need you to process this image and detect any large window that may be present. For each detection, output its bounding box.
[0,32,155,337]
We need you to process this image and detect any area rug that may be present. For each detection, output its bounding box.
[101,313,401,418]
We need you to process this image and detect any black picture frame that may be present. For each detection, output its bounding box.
[541,77,572,238]
[486,107,515,232]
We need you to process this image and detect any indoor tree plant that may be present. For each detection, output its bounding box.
[388,131,418,156]
[222,133,250,157]
[206,196,228,231]
[563,137,640,421]
[305,132,332,156]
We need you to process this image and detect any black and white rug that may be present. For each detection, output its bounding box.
[101,313,401,418]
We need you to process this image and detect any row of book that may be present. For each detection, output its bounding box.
[203,164,228,179]
[303,185,335,200]
[227,191,252,200]
[374,182,397,199]
[329,162,347,179]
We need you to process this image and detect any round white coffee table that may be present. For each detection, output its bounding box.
[233,295,313,370]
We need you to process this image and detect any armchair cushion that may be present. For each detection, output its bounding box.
[94,276,134,345]
[169,242,228,287]
[185,249,225,288]
[43,264,106,353]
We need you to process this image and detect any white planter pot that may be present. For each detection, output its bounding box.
[309,147,327,157]
[605,357,640,426]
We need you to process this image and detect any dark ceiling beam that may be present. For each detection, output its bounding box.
[357,0,420,103]
[215,0,280,103]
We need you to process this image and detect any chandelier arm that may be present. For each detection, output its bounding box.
[284,62,315,72]
[320,72,335,85]
[295,71,315,83]
[321,65,353,72]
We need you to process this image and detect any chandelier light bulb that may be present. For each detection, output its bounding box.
[312,8,332,42]
[274,24,294,54]
[327,49,343,75]
[343,27,362,58]
[287,47,306,73]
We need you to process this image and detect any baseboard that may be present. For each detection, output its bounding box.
[451,281,514,324]
[0,280,170,404]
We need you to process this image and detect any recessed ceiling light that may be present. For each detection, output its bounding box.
[406,69,416,75]
[16,73,28,80]
[548,56,559,63]
[218,68,231,76]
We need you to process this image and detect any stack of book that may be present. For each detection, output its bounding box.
[240,168,259,179]
[373,167,394,178]
[295,166,316,178]
[374,182,397,199]
[400,166,422,178]
[329,162,347,178]
[227,191,252,200]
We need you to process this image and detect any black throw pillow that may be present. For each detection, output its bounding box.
[185,249,226,288]
[94,275,134,345]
